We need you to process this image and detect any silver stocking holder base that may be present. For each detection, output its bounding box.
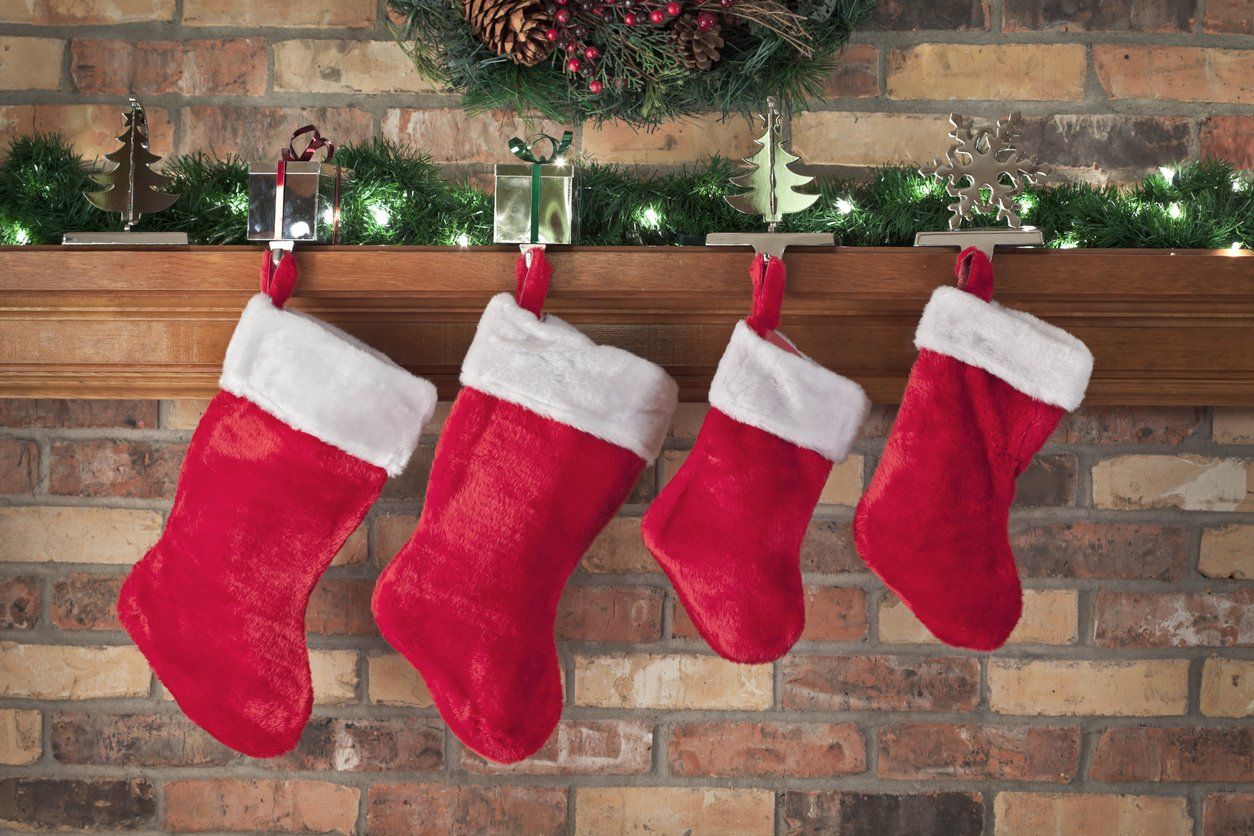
[62,231,190,246]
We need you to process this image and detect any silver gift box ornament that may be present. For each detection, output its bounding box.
[493,131,578,244]
[248,160,351,243]
[493,163,578,245]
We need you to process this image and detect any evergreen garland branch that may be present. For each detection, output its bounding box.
[0,133,1249,251]
[387,0,877,125]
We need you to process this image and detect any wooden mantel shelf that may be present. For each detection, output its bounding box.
[1,246,1251,404]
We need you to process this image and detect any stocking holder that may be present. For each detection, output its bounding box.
[913,112,1050,259]
[706,97,832,261]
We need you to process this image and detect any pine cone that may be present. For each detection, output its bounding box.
[673,14,724,71]
[464,0,554,67]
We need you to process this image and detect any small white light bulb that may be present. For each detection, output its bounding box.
[835,198,854,216]
[641,207,661,228]
[1167,202,1184,219]
[456,233,471,248]
[1230,241,1244,253]
[370,203,391,226]
[1158,166,1176,182]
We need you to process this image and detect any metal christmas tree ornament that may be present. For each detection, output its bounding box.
[63,97,187,246]
[706,97,832,259]
[913,112,1050,257]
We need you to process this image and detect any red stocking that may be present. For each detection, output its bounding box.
[854,248,1093,650]
[643,254,869,663]
[372,250,677,763]
[118,255,437,757]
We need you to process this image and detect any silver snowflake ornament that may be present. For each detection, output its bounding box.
[921,112,1050,230]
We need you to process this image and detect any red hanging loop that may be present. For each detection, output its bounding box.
[956,246,995,301]
[260,250,297,308]
[746,253,786,336]
[514,248,552,318]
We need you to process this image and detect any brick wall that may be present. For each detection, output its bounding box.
[0,398,1251,833]
[0,1,1250,179]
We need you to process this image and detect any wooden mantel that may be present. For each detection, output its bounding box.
[1,246,1251,404]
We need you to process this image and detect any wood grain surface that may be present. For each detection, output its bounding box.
[0,245,1250,403]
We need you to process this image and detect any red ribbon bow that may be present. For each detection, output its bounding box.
[282,125,335,163]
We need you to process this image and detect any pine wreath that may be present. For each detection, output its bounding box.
[389,0,877,126]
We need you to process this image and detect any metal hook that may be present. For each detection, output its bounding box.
[705,232,833,263]
[269,239,294,266]
[520,242,545,268]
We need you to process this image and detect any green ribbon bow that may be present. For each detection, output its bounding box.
[508,131,573,244]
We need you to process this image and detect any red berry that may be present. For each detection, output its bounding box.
[718,0,733,6]
[649,8,664,22]
[624,11,637,23]
[566,57,582,72]
[555,7,571,22]
[697,10,716,29]
[545,27,559,40]
[666,1,681,14]
[584,45,600,59]
[589,79,603,94]
[565,40,577,51]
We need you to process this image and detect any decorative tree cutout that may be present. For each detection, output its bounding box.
[725,97,819,230]
[85,98,178,229]
[920,112,1050,230]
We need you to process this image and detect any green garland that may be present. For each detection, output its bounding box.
[388,0,876,125]
[0,133,1249,250]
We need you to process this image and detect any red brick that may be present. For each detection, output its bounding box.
[0,37,62,90]
[462,719,652,775]
[1020,113,1193,174]
[878,723,1080,782]
[825,44,878,98]
[49,439,184,498]
[800,520,863,573]
[16,0,175,24]
[0,399,158,429]
[782,791,983,835]
[50,712,234,766]
[0,103,175,159]
[176,105,372,160]
[183,0,375,27]
[996,793,1191,835]
[670,721,866,777]
[163,779,359,834]
[1004,0,1195,31]
[1093,590,1254,647]
[306,578,377,636]
[673,586,867,642]
[0,439,36,494]
[1011,522,1189,580]
[1202,116,1254,170]
[0,576,39,629]
[367,785,567,835]
[0,777,156,830]
[384,108,568,164]
[1054,406,1203,444]
[71,38,266,96]
[782,655,980,712]
[1095,46,1254,104]
[1014,454,1076,506]
[869,0,988,29]
[269,717,443,772]
[556,585,663,642]
[1206,0,1254,34]
[888,44,1085,101]
[51,572,122,630]
[1091,727,1254,783]
[1205,793,1254,836]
